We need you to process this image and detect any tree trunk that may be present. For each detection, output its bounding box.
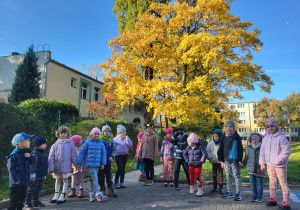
[165,116,169,128]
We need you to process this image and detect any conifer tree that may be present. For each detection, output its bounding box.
[8,45,41,105]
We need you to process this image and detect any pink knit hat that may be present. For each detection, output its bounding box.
[165,127,173,134]
[187,133,198,144]
[265,117,278,128]
[70,135,82,146]
[90,127,101,136]
[137,132,144,138]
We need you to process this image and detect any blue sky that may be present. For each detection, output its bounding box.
[0,0,299,103]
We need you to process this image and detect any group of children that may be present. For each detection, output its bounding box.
[7,117,292,210]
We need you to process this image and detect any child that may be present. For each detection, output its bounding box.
[68,135,86,198]
[139,122,158,186]
[7,132,35,210]
[135,131,146,181]
[170,128,190,190]
[76,127,107,202]
[259,117,291,210]
[218,120,243,201]
[98,125,118,198]
[160,127,175,187]
[48,125,77,204]
[183,133,207,196]
[24,136,48,209]
[113,124,133,189]
[206,129,224,193]
[241,133,265,203]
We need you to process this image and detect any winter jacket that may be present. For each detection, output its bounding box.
[76,138,106,167]
[7,148,35,187]
[48,139,77,173]
[170,131,188,159]
[139,131,159,161]
[113,135,133,156]
[135,141,142,162]
[218,131,243,164]
[259,129,291,167]
[72,144,86,174]
[206,140,221,163]
[31,148,48,179]
[160,138,174,160]
[101,138,116,165]
[242,133,265,177]
[183,142,207,167]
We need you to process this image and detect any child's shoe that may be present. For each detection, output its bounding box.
[163,181,168,187]
[50,192,59,203]
[218,184,224,194]
[120,182,126,188]
[96,193,107,202]
[107,187,118,198]
[78,188,84,198]
[189,185,195,194]
[56,193,66,204]
[32,200,45,207]
[89,192,95,202]
[174,185,180,190]
[100,186,106,195]
[222,190,233,199]
[143,180,149,186]
[23,202,33,210]
[68,188,76,198]
[266,197,278,206]
[169,182,174,187]
[278,202,291,210]
[115,182,121,189]
[255,197,264,203]
[234,192,242,201]
[196,187,204,196]
[147,180,153,186]
[139,174,146,181]
[211,182,217,193]
[250,195,257,202]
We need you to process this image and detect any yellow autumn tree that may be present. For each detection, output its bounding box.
[100,0,273,125]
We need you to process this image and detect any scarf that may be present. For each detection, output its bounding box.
[100,133,113,142]
[251,142,261,149]
[213,137,220,145]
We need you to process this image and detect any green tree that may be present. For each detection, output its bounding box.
[8,45,41,105]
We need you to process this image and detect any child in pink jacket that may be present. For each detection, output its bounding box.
[135,132,146,181]
[259,117,291,210]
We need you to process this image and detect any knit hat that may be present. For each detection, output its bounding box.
[90,127,101,136]
[117,124,126,133]
[32,136,47,147]
[165,127,173,134]
[251,134,261,142]
[225,120,235,130]
[137,132,144,138]
[11,132,35,147]
[265,117,278,128]
[102,125,112,134]
[146,121,153,128]
[213,129,223,137]
[70,135,82,146]
[187,133,198,144]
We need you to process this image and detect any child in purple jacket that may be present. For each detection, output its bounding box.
[48,126,77,204]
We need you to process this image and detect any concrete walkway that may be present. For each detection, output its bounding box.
[1,165,300,209]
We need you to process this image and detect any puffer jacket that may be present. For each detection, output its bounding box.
[183,142,207,167]
[48,139,77,173]
[242,133,265,177]
[76,138,106,167]
[139,131,158,161]
[259,128,291,167]
[7,148,35,187]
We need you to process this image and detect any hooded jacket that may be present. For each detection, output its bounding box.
[113,135,133,156]
[139,131,158,161]
[218,131,243,164]
[259,128,291,167]
[242,133,265,177]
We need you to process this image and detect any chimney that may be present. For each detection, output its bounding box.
[11,52,20,55]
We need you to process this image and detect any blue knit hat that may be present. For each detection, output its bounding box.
[213,129,223,137]
[11,132,35,147]
[102,125,112,134]
[117,124,126,133]
[225,120,235,130]
[33,136,47,147]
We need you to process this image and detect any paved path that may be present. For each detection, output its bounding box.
[2,165,300,209]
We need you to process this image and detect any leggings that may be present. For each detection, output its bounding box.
[71,172,85,189]
[162,158,174,181]
[189,165,202,187]
[267,165,290,204]
[88,167,100,195]
[115,154,128,183]
[212,163,223,184]
[224,161,241,192]
[144,158,155,180]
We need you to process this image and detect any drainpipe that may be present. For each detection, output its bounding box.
[41,60,49,98]
[248,103,251,133]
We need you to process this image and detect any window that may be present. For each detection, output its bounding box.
[81,83,89,100]
[254,120,257,124]
[254,128,258,132]
[230,105,236,109]
[71,78,77,88]
[239,120,246,124]
[94,87,99,101]
[238,104,245,108]
[239,128,247,132]
[253,103,256,108]
[239,112,245,116]
[282,128,289,133]
[259,128,265,132]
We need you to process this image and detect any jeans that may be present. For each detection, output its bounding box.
[249,174,263,198]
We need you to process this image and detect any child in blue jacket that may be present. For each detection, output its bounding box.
[76,127,107,202]
[6,132,35,210]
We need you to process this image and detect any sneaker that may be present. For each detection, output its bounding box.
[234,192,242,201]
[278,202,291,210]
[266,198,278,206]
[255,197,264,203]
[251,196,257,202]
[68,188,76,198]
[189,185,195,194]
[147,180,153,186]
[196,187,204,196]
[23,203,33,210]
[78,189,84,198]
[120,182,126,188]
[115,182,120,189]
[174,186,180,190]
[107,187,118,198]
[89,193,95,202]
[169,182,174,187]
[32,200,45,207]
[222,191,233,199]
[143,180,149,186]
[96,193,107,202]
[163,182,168,187]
